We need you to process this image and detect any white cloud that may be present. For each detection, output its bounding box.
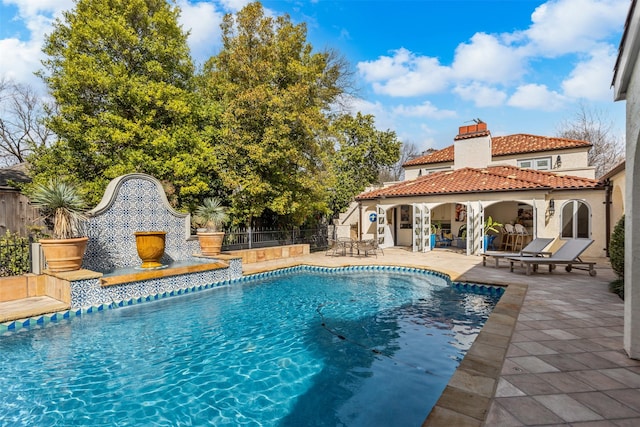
[452,33,526,83]
[346,97,400,132]
[2,0,71,17]
[177,1,225,63]
[561,45,617,101]
[526,0,628,56]
[0,1,71,88]
[0,37,44,88]
[507,84,566,110]
[358,48,416,81]
[453,83,508,107]
[219,0,251,12]
[357,48,450,96]
[392,102,457,119]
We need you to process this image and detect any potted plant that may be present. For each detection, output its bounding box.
[429,221,441,249]
[194,197,229,256]
[30,179,88,272]
[483,216,503,251]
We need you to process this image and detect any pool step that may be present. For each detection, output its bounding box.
[0,296,69,323]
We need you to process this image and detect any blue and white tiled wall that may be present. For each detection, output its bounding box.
[83,174,199,272]
[70,258,242,309]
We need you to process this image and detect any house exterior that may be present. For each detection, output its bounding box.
[600,160,626,254]
[612,0,640,359]
[353,122,607,258]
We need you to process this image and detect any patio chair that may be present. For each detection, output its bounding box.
[513,223,530,251]
[507,239,596,276]
[482,237,554,267]
[326,239,346,256]
[356,239,379,257]
[501,224,517,251]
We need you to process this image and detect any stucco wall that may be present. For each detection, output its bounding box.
[610,168,625,230]
[454,135,492,170]
[624,34,640,357]
[491,149,595,179]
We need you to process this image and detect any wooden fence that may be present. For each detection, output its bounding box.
[0,190,41,236]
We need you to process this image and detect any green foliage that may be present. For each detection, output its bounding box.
[609,215,624,299]
[610,215,624,279]
[29,179,87,239]
[484,216,503,234]
[193,197,229,232]
[0,231,30,277]
[329,112,401,215]
[199,2,345,225]
[609,278,624,300]
[32,0,213,209]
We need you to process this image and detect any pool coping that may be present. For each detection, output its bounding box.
[422,279,527,426]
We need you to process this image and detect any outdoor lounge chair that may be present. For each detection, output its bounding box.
[482,237,554,267]
[507,238,596,276]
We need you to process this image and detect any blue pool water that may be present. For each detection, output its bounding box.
[0,267,501,426]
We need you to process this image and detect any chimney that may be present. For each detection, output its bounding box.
[457,121,487,138]
[453,120,492,170]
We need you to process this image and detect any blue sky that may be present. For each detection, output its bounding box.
[0,0,630,151]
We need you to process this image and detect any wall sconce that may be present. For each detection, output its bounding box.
[555,155,562,169]
[548,199,555,216]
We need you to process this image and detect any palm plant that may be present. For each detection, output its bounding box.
[30,179,87,239]
[194,197,229,232]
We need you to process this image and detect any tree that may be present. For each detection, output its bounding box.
[556,103,624,178]
[32,0,211,208]
[200,2,346,226]
[0,79,53,166]
[329,112,401,216]
[378,140,421,182]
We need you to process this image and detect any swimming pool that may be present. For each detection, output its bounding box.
[0,266,502,426]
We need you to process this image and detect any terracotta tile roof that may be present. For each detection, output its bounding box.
[404,146,454,166]
[491,134,592,156]
[402,134,592,167]
[356,166,602,200]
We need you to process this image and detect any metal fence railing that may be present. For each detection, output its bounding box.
[0,234,32,277]
[222,226,329,252]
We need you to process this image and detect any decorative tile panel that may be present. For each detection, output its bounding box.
[70,263,241,309]
[83,174,199,272]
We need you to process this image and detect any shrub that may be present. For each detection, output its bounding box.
[610,215,624,278]
[609,279,624,299]
[0,231,30,277]
[609,215,624,299]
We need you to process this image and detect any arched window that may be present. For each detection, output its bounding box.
[561,200,590,239]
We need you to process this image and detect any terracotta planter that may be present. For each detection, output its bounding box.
[134,231,166,268]
[40,237,89,273]
[197,231,225,256]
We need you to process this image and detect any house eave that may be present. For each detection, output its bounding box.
[355,185,604,202]
[613,0,640,100]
